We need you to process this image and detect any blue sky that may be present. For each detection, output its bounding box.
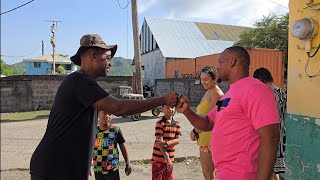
[1,0,288,65]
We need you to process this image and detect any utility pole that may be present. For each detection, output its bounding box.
[131,0,143,94]
[41,40,44,55]
[45,20,62,75]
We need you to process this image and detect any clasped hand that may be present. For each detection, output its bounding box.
[164,92,190,113]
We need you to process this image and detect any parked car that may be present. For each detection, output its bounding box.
[117,86,161,121]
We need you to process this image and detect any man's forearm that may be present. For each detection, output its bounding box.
[118,97,165,116]
[184,108,213,131]
[256,136,279,180]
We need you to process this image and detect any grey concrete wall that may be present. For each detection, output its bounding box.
[0,75,132,113]
[154,79,229,105]
[31,79,62,110]
[141,49,166,86]
[1,80,33,112]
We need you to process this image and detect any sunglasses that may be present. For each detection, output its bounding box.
[201,67,212,74]
[201,67,216,79]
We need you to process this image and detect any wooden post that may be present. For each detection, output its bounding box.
[131,0,143,94]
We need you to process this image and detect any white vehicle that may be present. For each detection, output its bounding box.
[121,93,161,121]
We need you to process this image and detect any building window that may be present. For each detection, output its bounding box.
[34,62,41,68]
[66,64,71,70]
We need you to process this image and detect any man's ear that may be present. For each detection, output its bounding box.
[230,57,237,67]
[90,53,96,61]
[87,48,96,61]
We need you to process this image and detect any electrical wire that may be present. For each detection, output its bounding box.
[307,43,320,58]
[305,56,320,78]
[126,4,129,59]
[264,0,289,9]
[305,43,320,78]
[306,2,320,10]
[304,43,320,78]
[114,0,130,58]
[1,0,35,15]
[117,0,130,9]
[1,48,40,58]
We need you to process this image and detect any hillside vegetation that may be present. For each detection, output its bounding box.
[0,57,133,76]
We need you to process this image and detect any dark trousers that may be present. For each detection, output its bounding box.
[31,174,48,180]
[94,170,120,180]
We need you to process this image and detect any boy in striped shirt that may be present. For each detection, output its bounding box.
[152,105,181,180]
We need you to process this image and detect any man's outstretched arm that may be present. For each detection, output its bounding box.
[177,95,214,131]
[94,91,179,116]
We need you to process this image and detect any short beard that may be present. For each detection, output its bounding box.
[102,65,109,77]
[104,68,108,77]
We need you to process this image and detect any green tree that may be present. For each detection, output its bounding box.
[0,58,24,76]
[235,13,288,81]
[0,58,12,76]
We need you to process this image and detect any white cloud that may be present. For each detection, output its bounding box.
[139,0,289,27]
[138,0,158,13]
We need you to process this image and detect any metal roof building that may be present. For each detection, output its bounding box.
[23,54,77,75]
[139,17,250,85]
[23,54,72,64]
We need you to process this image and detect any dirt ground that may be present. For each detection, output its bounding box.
[1,111,205,180]
[95,157,202,180]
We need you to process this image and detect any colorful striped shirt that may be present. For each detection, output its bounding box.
[152,117,181,163]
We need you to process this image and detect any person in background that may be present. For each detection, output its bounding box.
[143,84,151,98]
[91,111,131,180]
[253,67,287,180]
[152,105,181,180]
[30,34,179,180]
[190,66,224,180]
[176,46,280,180]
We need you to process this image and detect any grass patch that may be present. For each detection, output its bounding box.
[1,110,50,122]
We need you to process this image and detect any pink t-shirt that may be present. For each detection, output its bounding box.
[207,77,279,180]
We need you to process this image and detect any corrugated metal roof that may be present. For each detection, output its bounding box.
[144,17,250,58]
[195,22,250,41]
[23,54,72,64]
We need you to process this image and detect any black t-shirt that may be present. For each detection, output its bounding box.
[30,71,109,180]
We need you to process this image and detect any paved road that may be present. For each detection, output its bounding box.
[1,111,202,180]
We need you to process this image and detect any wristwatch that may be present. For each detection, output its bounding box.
[163,155,169,159]
[163,142,168,148]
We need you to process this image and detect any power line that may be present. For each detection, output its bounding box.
[1,48,40,58]
[1,0,36,15]
[117,0,130,9]
[126,4,129,59]
[265,0,288,9]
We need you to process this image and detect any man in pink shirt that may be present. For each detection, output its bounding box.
[177,46,280,180]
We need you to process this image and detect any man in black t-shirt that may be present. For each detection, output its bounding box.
[30,34,179,180]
